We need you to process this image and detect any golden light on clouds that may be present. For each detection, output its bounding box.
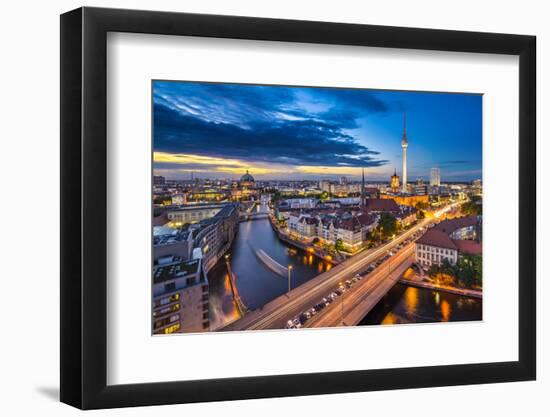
[154,152,387,177]
[154,152,283,175]
[154,152,245,167]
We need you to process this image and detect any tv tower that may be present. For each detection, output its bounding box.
[401,112,409,193]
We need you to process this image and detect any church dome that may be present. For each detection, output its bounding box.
[240,170,255,183]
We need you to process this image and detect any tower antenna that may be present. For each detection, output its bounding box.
[401,111,408,193]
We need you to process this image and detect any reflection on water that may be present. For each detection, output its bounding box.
[360,284,482,325]
[208,217,330,329]
[208,270,241,330]
[405,286,419,315]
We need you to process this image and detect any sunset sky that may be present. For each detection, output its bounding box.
[153,80,482,182]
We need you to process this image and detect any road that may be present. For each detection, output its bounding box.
[221,216,432,331]
[304,245,415,328]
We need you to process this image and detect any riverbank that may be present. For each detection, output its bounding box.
[268,216,342,264]
[360,282,483,325]
[399,277,482,299]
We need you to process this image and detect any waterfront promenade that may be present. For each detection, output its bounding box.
[399,276,482,299]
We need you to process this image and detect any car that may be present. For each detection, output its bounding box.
[292,318,302,328]
[335,288,343,296]
[314,303,324,312]
[322,297,331,304]
[330,292,338,299]
[286,320,296,329]
[304,311,312,320]
[298,314,308,325]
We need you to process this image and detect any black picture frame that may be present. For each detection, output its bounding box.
[60,6,536,410]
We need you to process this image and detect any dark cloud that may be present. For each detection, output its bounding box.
[153,83,389,167]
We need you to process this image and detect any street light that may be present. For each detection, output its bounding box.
[287,265,293,293]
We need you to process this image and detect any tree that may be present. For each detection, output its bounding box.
[320,191,330,201]
[427,263,440,278]
[377,213,397,239]
[427,255,482,289]
[416,210,425,220]
[456,254,482,288]
[335,238,345,252]
[461,200,482,216]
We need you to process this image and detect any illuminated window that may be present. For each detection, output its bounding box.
[163,323,181,334]
[154,313,180,330]
[153,303,180,317]
[154,293,180,308]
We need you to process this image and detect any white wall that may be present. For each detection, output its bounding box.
[0,0,546,415]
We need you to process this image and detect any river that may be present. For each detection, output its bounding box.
[208,204,332,329]
[360,283,482,325]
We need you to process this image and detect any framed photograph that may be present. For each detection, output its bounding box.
[60,7,536,409]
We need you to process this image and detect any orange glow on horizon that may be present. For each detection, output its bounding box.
[154,152,390,177]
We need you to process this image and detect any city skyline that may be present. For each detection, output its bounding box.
[153,80,482,182]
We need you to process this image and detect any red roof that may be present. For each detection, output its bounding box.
[434,216,478,234]
[452,239,482,255]
[416,216,482,256]
[339,213,375,231]
[365,198,399,213]
[301,217,319,225]
[416,229,458,250]
[356,213,375,226]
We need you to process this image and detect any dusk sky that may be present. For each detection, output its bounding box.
[153,80,482,182]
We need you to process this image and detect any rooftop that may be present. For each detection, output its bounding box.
[364,198,400,213]
[416,229,458,250]
[338,213,375,232]
[153,258,202,284]
[416,216,481,254]
[153,228,191,246]
[453,239,482,255]
[434,216,478,234]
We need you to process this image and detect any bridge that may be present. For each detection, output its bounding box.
[239,212,270,222]
[304,245,415,327]
[221,217,431,331]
